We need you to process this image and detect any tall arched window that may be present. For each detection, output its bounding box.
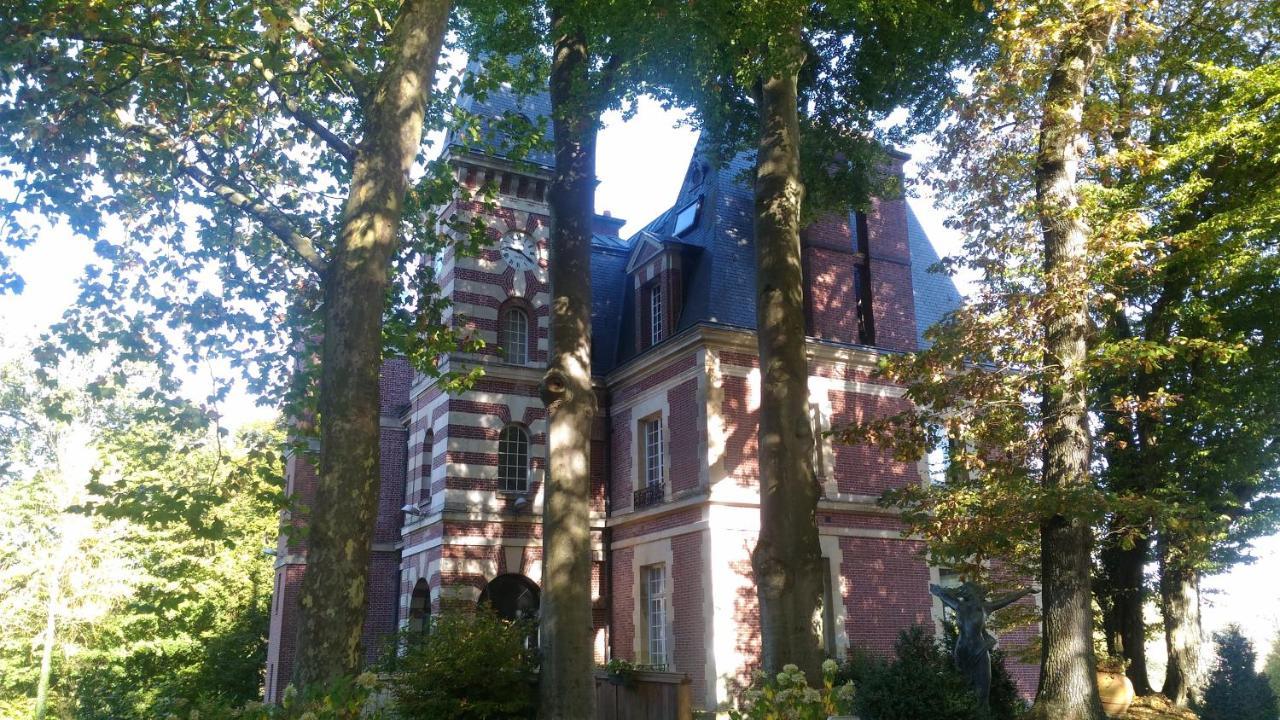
[407,578,430,635]
[501,307,529,365]
[498,424,530,492]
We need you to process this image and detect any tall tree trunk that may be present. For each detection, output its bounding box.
[1159,534,1202,706]
[749,39,825,681]
[538,9,597,718]
[292,0,451,688]
[1099,535,1154,694]
[1032,7,1116,719]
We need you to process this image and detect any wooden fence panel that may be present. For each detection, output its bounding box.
[593,670,692,720]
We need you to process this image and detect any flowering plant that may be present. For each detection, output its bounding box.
[728,660,855,720]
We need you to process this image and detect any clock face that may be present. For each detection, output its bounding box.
[499,230,539,271]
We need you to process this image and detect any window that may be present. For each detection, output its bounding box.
[673,199,700,237]
[820,558,837,654]
[853,211,876,345]
[634,417,666,509]
[408,579,430,634]
[420,430,433,503]
[810,402,828,482]
[498,425,530,492]
[649,283,664,346]
[645,417,664,489]
[926,424,963,486]
[643,564,668,668]
[501,307,529,364]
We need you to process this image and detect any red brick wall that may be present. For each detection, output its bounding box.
[265,563,305,702]
[803,246,860,343]
[610,546,635,660]
[721,375,759,488]
[829,391,915,496]
[610,407,633,511]
[838,536,934,655]
[667,378,700,495]
[863,190,918,352]
[362,551,402,664]
[671,532,707,704]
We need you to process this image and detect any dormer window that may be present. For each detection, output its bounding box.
[672,199,700,237]
[649,282,664,346]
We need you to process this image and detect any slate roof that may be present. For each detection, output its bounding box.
[447,70,555,168]
[451,66,965,375]
[906,204,963,348]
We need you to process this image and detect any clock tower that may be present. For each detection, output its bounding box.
[393,84,615,653]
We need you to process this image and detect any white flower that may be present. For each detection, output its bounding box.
[356,671,378,689]
[802,687,821,703]
[822,658,838,675]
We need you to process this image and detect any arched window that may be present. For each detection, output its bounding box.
[408,578,430,634]
[501,307,529,365]
[498,424,530,492]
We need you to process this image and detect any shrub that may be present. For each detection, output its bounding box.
[849,625,1022,720]
[183,673,388,720]
[1197,624,1278,720]
[727,660,855,720]
[388,608,538,720]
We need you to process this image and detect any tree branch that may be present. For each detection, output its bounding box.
[183,165,328,274]
[252,58,356,163]
[273,3,371,98]
[66,30,243,63]
[125,123,328,274]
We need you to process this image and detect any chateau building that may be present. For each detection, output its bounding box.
[264,82,1034,711]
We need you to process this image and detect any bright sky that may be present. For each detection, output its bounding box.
[2,96,1276,674]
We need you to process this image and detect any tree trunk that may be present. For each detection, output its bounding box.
[1159,535,1202,706]
[749,44,826,681]
[1100,535,1154,694]
[537,9,597,718]
[292,0,451,688]
[1032,8,1116,720]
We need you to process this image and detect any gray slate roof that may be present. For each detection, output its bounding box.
[906,204,963,348]
[452,68,964,374]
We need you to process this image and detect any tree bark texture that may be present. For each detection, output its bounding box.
[293,0,451,688]
[538,10,597,718]
[1159,534,1202,706]
[1099,536,1154,694]
[750,55,826,681]
[1032,7,1116,720]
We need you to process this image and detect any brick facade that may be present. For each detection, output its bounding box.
[265,131,1039,711]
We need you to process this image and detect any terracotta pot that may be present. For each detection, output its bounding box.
[1097,670,1135,718]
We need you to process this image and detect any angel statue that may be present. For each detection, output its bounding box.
[929,582,1036,707]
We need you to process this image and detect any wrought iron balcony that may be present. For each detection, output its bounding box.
[633,481,665,510]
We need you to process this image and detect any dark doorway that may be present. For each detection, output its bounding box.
[478,573,541,622]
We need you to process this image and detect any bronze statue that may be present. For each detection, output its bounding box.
[930,582,1035,707]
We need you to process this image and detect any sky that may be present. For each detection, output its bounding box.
[2,96,1277,673]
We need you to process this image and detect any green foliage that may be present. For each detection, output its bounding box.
[1264,626,1280,705]
[726,660,854,720]
[185,673,388,720]
[1197,625,1278,720]
[387,608,538,720]
[0,352,284,718]
[842,626,1024,720]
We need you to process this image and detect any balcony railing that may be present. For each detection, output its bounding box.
[633,481,665,510]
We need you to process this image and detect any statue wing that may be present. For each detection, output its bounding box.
[930,583,961,610]
[984,588,1035,613]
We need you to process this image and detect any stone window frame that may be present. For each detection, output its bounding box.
[497,423,531,493]
[497,297,535,366]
